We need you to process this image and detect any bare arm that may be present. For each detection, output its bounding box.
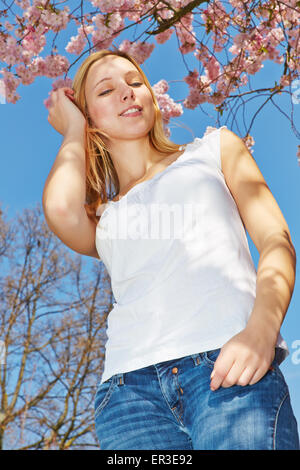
[42,127,100,260]
[209,128,295,391]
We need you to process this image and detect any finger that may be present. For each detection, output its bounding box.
[236,366,256,387]
[67,93,75,101]
[65,92,75,101]
[61,88,75,102]
[58,87,74,95]
[249,367,268,386]
[49,90,57,105]
[220,361,246,388]
[210,353,235,391]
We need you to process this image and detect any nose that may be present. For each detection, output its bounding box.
[121,83,135,102]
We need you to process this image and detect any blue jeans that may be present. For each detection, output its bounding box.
[94,348,299,450]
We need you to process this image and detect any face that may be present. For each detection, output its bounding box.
[84,55,156,144]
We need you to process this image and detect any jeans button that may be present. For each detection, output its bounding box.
[172,367,178,374]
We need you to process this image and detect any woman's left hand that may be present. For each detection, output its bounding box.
[210,323,276,391]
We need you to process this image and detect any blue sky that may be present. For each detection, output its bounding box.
[1,3,300,437]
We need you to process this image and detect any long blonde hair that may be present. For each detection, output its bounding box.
[72,49,182,225]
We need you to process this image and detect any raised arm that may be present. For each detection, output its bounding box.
[42,87,100,260]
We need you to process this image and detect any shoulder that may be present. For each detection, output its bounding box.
[201,126,246,175]
[218,127,291,252]
[219,127,250,176]
[220,127,245,153]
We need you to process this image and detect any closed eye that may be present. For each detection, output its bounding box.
[98,89,112,96]
[98,82,143,96]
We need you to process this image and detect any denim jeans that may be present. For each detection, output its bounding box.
[94,348,299,450]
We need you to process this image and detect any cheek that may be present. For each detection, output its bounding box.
[91,101,115,127]
[146,94,156,115]
[147,101,156,126]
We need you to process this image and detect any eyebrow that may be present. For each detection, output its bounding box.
[93,70,142,91]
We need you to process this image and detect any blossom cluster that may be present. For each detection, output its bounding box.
[118,40,155,65]
[1,0,298,105]
[43,77,73,110]
[0,0,299,154]
[175,12,197,54]
[152,80,183,136]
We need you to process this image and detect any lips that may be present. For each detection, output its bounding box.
[119,105,143,116]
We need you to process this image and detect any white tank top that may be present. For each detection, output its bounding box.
[96,125,289,384]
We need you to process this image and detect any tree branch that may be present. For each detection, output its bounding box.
[147,0,206,35]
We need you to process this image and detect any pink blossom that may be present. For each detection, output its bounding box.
[206,56,221,82]
[0,81,6,105]
[184,88,208,109]
[91,12,124,51]
[240,74,248,86]
[51,77,73,91]
[280,75,292,87]
[42,55,70,78]
[15,0,30,8]
[152,79,183,126]
[124,1,145,22]
[183,73,212,109]
[44,77,73,109]
[0,0,298,162]
[29,57,47,76]
[175,12,196,54]
[155,29,173,45]
[65,25,95,55]
[92,0,125,13]
[119,40,155,64]
[4,21,15,32]
[0,69,21,103]
[152,80,169,95]
[22,29,47,57]
[184,70,199,87]
[15,64,35,85]
[243,134,255,154]
[40,6,70,33]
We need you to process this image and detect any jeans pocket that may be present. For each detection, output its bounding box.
[203,348,221,368]
[94,376,115,419]
[267,357,288,388]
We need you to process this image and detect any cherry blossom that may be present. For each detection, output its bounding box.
[118,40,155,64]
[0,0,298,158]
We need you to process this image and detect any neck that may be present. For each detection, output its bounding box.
[106,136,166,193]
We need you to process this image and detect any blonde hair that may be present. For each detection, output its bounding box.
[72,49,181,225]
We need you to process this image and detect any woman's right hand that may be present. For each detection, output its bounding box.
[47,87,86,137]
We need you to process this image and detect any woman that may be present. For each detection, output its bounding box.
[43,50,299,450]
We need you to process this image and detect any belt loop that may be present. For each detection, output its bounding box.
[116,372,125,386]
[191,353,202,367]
